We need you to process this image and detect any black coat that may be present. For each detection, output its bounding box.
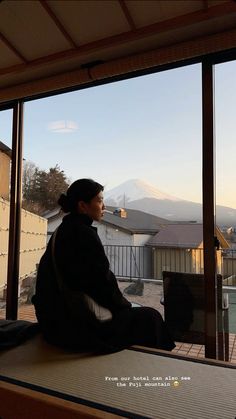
[33,213,132,352]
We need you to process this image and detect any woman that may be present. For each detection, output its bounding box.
[32,179,175,354]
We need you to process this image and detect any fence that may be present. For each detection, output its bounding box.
[222,249,236,285]
[104,245,153,279]
[104,245,236,282]
[0,198,47,295]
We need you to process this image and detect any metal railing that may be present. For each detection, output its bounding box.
[222,249,236,284]
[104,245,153,279]
[104,245,236,282]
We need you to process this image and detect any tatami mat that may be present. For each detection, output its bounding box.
[0,335,236,419]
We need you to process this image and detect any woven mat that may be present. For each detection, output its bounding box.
[0,335,236,419]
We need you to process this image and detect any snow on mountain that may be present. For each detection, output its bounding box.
[105,179,181,206]
[105,179,236,225]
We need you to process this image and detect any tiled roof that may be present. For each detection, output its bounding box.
[147,223,204,248]
[44,206,170,235]
[102,206,170,234]
[147,223,230,248]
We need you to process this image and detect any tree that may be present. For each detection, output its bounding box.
[22,161,37,202]
[22,161,70,215]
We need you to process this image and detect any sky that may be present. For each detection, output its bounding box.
[0,60,236,208]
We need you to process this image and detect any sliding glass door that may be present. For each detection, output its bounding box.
[215,60,236,361]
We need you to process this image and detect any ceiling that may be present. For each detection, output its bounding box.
[0,0,236,101]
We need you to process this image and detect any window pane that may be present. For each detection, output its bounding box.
[0,109,13,319]
[20,65,203,358]
[215,60,236,355]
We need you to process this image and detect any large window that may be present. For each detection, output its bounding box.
[3,57,235,361]
[18,65,202,350]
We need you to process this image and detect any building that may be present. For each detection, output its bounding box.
[44,206,170,279]
[0,141,11,201]
[147,223,230,279]
[0,142,47,297]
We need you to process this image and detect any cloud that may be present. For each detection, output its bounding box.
[48,120,78,133]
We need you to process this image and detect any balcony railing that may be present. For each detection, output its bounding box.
[104,245,236,283]
[104,245,153,279]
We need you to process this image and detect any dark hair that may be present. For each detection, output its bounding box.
[58,178,104,213]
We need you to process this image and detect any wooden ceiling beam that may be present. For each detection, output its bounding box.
[1,0,236,78]
[39,0,78,49]
[203,0,208,11]
[0,32,27,63]
[118,0,136,30]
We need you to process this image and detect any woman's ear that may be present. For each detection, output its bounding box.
[77,200,88,214]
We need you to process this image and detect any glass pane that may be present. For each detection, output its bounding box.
[215,60,236,363]
[0,109,13,319]
[20,65,203,358]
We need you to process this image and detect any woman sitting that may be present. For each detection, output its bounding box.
[32,178,175,354]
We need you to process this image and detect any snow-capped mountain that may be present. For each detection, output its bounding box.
[105,179,181,205]
[105,179,236,226]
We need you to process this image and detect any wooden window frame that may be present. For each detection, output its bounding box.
[1,48,236,360]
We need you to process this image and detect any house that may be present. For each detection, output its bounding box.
[221,227,236,249]
[0,141,11,201]
[44,206,170,279]
[95,206,170,245]
[45,205,169,244]
[147,223,230,280]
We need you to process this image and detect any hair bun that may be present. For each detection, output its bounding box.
[58,193,72,213]
[58,179,104,214]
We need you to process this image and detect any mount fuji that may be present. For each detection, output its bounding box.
[105,179,236,226]
[105,179,181,204]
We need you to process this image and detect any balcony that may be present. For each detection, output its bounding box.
[104,244,236,362]
[1,244,235,362]
[104,245,236,279]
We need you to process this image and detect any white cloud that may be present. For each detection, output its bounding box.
[48,120,78,133]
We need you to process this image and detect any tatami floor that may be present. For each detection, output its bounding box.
[1,303,236,363]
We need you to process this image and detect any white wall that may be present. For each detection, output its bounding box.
[94,223,133,246]
[47,217,153,279]
[47,217,63,242]
[94,224,153,279]
[133,234,152,246]
[48,218,133,245]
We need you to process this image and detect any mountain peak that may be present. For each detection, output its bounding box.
[104,178,236,225]
[105,179,181,205]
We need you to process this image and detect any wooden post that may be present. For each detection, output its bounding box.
[202,61,217,359]
[6,101,24,320]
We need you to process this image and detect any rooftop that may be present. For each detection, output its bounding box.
[102,206,170,234]
[44,205,171,235]
[147,223,230,248]
[0,141,12,158]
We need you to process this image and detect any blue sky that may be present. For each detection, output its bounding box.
[0,60,235,208]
